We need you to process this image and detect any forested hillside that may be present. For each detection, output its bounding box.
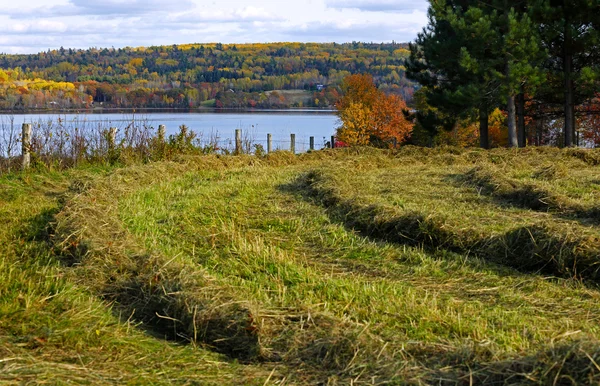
[0,42,415,110]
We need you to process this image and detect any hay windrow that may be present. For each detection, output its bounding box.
[430,341,600,385]
[52,156,405,380]
[299,169,600,283]
[54,161,262,359]
[460,164,600,226]
[533,164,569,180]
[566,148,600,166]
[462,165,563,211]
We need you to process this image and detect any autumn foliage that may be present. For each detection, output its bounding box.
[0,42,415,111]
[335,74,413,147]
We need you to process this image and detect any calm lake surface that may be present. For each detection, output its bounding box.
[2,110,338,152]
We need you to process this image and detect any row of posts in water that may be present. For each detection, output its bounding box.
[19,123,336,170]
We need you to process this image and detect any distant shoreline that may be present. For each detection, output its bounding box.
[0,107,336,115]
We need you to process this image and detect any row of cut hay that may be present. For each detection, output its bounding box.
[52,155,409,382]
[429,341,600,385]
[462,165,600,221]
[53,159,264,359]
[391,144,600,169]
[566,148,600,166]
[299,169,600,283]
[462,165,565,211]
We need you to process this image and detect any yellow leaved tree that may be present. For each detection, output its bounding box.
[336,101,372,145]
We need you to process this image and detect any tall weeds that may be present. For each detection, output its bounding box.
[0,116,246,175]
[0,115,19,172]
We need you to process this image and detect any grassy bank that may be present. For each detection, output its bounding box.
[3,147,600,384]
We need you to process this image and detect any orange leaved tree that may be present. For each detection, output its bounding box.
[335,74,412,147]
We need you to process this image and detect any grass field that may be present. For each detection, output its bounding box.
[265,90,314,106]
[2,147,600,384]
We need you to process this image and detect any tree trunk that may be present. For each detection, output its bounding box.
[571,111,579,146]
[479,107,489,149]
[507,94,518,147]
[504,3,518,149]
[536,117,544,146]
[517,92,526,147]
[564,57,575,147]
[564,22,575,147]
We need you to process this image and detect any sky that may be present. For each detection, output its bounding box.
[0,0,429,54]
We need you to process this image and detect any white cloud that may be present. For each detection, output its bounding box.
[171,6,280,24]
[67,0,195,15]
[278,18,424,43]
[5,0,195,17]
[325,0,428,12]
[0,0,429,54]
[7,20,68,34]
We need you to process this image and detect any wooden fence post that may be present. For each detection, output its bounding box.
[235,129,242,154]
[22,123,32,170]
[267,133,272,153]
[108,127,117,150]
[309,136,315,151]
[290,134,296,153]
[158,125,166,142]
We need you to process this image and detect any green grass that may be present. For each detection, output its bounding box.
[200,99,217,107]
[265,90,313,106]
[3,147,600,384]
[0,167,265,384]
[298,148,600,282]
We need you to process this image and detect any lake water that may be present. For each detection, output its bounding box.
[1,110,339,152]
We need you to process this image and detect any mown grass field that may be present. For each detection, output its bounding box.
[2,147,600,384]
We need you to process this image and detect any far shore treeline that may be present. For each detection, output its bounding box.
[0,42,414,111]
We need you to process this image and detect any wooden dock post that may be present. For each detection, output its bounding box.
[235,129,242,154]
[267,133,272,153]
[309,136,315,151]
[22,123,32,170]
[158,125,166,142]
[290,134,296,153]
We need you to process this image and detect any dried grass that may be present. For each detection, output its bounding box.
[10,146,600,384]
[54,160,262,359]
[51,155,408,382]
[462,164,600,223]
[299,168,600,283]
